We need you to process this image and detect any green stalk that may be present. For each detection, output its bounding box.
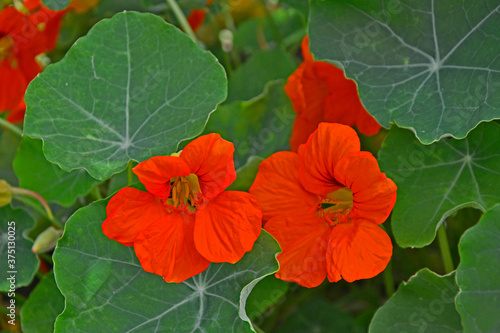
[127,161,134,185]
[0,117,23,137]
[166,0,198,43]
[437,223,454,273]
[383,259,394,298]
[13,195,64,229]
[91,186,103,200]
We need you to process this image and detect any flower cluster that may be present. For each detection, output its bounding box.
[102,35,396,287]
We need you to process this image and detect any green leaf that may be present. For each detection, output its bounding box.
[276,297,357,333]
[205,80,295,168]
[0,206,39,291]
[53,200,280,332]
[245,275,289,321]
[41,0,70,10]
[234,8,305,54]
[378,122,500,248]
[456,205,500,332]
[227,156,264,192]
[309,0,500,144]
[20,271,65,333]
[226,49,296,103]
[0,128,21,186]
[13,137,98,207]
[279,0,308,20]
[369,269,462,333]
[24,11,227,181]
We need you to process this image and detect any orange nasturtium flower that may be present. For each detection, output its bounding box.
[102,134,262,283]
[0,7,44,119]
[285,36,381,152]
[250,123,396,288]
[0,2,66,122]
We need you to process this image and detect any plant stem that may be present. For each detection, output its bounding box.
[13,195,64,229]
[259,0,282,45]
[437,223,454,273]
[0,117,23,137]
[166,0,198,43]
[11,187,53,220]
[91,185,103,200]
[127,161,134,185]
[383,259,394,298]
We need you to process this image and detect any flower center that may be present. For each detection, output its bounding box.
[317,187,353,226]
[0,35,14,60]
[165,173,201,212]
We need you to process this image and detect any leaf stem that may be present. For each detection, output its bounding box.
[13,193,64,229]
[166,0,198,44]
[0,117,23,137]
[127,161,134,185]
[437,223,454,274]
[90,185,103,200]
[383,259,394,298]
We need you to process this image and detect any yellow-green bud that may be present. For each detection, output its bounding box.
[0,180,12,207]
[32,227,63,253]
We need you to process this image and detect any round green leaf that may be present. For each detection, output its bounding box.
[456,205,500,333]
[14,137,98,207]
[0,206,39,291]
[378,122,500,248]
[53,200,280,332]
[24,11,227,181]
[226,49,296,103]
[309,0,500,144]
[204,80,295,168]
[369,269,462,333]
[20,271,65,333]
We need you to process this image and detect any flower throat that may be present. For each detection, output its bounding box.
[317,187,353,226]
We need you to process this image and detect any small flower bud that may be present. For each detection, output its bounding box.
[219,29,233,53]
[0,180,13,207]
[32,227,63,253]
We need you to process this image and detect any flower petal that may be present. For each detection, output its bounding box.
[133,156,190,199]
[249,151,319,222]
[194,191,262,263]
[266,215,330,288]
[102,187,165,246]
[0,59,27,111]
[334,151,397,224]
[181,133,236,200]
[326,219,392,283]
[134,211,209,283]
[298,123,360,195]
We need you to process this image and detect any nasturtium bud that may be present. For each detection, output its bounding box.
[0,180,13,207]
[32,226,63,253]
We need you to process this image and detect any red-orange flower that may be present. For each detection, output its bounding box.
[0,3,66,122]
[285,36,381,152]
[103,134,262,283]
[187,0,214,31]
[250,123,396,288]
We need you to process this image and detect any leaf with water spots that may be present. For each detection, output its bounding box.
[53,200,280,333]
[456,205,500,333]
[24,11,227,181]
[309,0,500,144]
[378,121,500,248]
